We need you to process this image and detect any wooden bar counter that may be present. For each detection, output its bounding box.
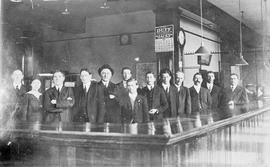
[1,101,270,166]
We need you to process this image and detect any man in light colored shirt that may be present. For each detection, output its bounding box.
[189,73,212,115]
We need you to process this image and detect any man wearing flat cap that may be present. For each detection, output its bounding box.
[98,64,121,123]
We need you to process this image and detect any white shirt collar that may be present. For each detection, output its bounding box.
[27,90,41,99]
[162,83,170,90]
[231,85,237,92]
[194,85,201,93]
[102,81,109,87]
[207,83,213,91]
[147,84,154,90]
[175,84,181,91]
[206,83,213,88]
[13,83,22,89]
[55,85,63,91]
[83,82,91,91]
[129,93,137,100]
[123,81,127,88]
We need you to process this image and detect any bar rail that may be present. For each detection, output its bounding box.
[1,104,270,147]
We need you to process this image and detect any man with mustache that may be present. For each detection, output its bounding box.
[189,72,212,115]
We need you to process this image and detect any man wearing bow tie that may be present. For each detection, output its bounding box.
[44,70,75,123]
[119,78,149,124]
[202,71,221,112]
[141,71,168,121]
[73,69,105,123]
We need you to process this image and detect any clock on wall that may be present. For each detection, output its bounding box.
[120,34,131,45]
[177,28,186,47]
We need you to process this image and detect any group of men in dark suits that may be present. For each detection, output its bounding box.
[8,67,249,126]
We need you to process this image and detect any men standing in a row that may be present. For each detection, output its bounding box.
[174,71,191,117]
[119,78,149,123]
[189,73,212,115]
[159,69,178,118]
[73,69,105,123]
[98,64,120,123]
[141,72,168,121]
[44,71,75,123]
[202,71,221,111]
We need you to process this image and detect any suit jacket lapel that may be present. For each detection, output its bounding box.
[153,86,158,100]
[232,86,240,100]
[179,86,185,98]
[191,86,198,95]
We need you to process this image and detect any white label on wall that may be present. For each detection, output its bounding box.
[155,25,174,52]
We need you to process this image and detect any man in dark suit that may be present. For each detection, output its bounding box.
[115,67,132,98]
[73,69,105,123]
[8,70,27,121]
[220,73,249,116]
[98,64,120,123]
[202,71,221,111]
[159,68,178,118]
[189,73,212,115]
[174,71,191,117]
[119,78,149,124]
[44,70,75,123]
[141,71,168,121]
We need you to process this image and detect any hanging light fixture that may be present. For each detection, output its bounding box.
[194,0,210,56]
[10,0,22,2]
[100,0,110,9]
[61,0,70,15]
[235,0,248,66]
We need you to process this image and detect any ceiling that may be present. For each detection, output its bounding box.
[208,0,270,36]
[2,0,269,37]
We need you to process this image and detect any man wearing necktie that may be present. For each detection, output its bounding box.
[140,71,168,121]
[44,70,75,123]
[98,64,120,123]
[159,68,178,118]
[202,71,221,112]
[115,67,132,99]
[73,69,105,123]
[189,73,212,115]
[174,71,191,117]
[220,73,249,116]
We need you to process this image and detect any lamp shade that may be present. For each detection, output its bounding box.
[195,45,211,56]
[235,53,249,66]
